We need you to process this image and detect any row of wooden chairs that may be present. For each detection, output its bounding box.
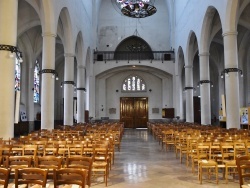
[7,128,123,152]
[148,123,250,185]
[0,155,94,187]
[0,167,87,188]
[0,145,110,186]
[1,156,92,185]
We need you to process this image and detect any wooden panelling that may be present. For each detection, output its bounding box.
[120,97,148,128]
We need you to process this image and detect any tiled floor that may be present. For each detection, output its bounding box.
[92,129,239,188]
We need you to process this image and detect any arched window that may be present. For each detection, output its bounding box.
[122,75,146,92]
[15,58,21,91]
[34,60,40,103]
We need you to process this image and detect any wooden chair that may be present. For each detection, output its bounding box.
[30,140,47,156]
[5,156,32,179]
[66,156,93,187]
[35,156,62,179]
[113,131,121,152]
[14,168,48,188]
[220,142,237,183]
[55,141,68,159]
[43,143,59,156]
[0,168,10,188]
[0,144,12,158]
[236,155,250,188]
[11,143,24,156]
[179,134,188,164]
[92,143,109,186]
[67,144,83,157]
[53,168,87,188]
[163,129,175,151]
[22,144,38,160]
[197,142,218,184]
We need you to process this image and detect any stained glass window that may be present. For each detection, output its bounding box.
[34,60,40,103]
[15,58,21,91]
[122,75,146,92]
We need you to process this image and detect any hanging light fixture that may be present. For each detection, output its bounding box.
[113,0,157,18]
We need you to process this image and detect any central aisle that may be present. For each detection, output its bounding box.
[93,129,238,188]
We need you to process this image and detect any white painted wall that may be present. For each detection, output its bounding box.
[98,0,170,51]
[96,70,166,120]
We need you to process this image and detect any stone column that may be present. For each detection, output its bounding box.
[77,66,86,123]
[185,65,194,122]
[63,53,75,125]
[175,74,183,119]
[0,0,18,139]
[41,32,56,130]
[222,31,240,129]
[199,52,211,125]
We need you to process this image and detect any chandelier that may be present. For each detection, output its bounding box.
[113,0,157,18]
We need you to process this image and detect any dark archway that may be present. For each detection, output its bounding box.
[114,36,153,60]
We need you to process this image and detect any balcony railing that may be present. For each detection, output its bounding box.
[94,51,175,63]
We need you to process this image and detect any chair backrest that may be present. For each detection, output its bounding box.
[220,142,234,160]
[0,168,10,188]
[234,141,247,159]
[0,144,12,158]
[236,155,250,187]
[22,144,37,159]
[93,143,109,162]
[14,168,48,188]
[43,143,59,156]
[67,144,83,157]
[6,156,32,169]
[35,156,62,169]
[66,156,93,186]
[53,168,87,188]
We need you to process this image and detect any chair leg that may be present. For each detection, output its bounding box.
[200,165,202,184]
[225,166,228,184]
[105,167,108,187]
[216,166,218,184]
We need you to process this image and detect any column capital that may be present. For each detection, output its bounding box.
[42,32,57,38]
[199,52,210,57]
[64,53,75,57]
[222,31,238,37]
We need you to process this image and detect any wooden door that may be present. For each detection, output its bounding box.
[120,97,148,128]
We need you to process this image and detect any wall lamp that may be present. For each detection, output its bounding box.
[61,81,76,88]
[220,68,243,78]
[76,88,86,93]
[0,44,23,62]
[39,69,59,80]
[197,80,213,87]
[183,86,196,92]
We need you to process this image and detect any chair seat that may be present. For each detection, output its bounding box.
[93,162,107,166]
[242,185,250,188]
[199,160,217,166]
[223,160,236,166]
